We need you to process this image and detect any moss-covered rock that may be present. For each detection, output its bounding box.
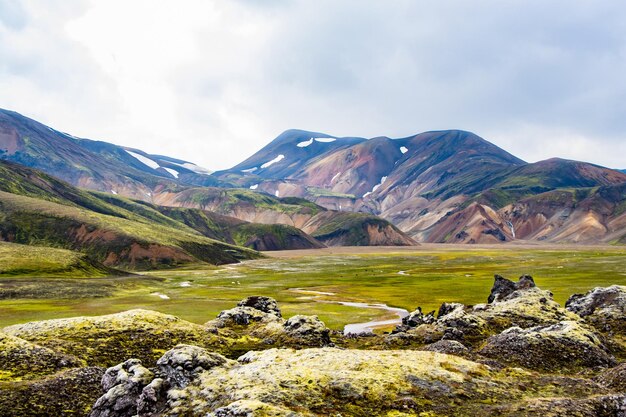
[595,362,626,392]
[478,320,616,371]
[92,346,621,417]
[389,275,581,349]
[0,331,83,381]
[207,298,333,350]
[2,309,227,368]
[89,359,154,417]
[0,367,105,417]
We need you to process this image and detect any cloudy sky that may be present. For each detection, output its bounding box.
[1,1,625,170]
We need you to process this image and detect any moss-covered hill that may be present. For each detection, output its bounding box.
[0,161,259,270]
[0,242,118,278]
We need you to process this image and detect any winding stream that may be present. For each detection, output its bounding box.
[340,302,409,335]
[289,288,410,335]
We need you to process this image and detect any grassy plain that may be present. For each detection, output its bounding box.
[1,244,626,330]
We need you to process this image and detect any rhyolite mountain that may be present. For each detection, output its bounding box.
[0,108,219,200]
[2,108,625,244]
[217,129,626,244]
[0,109,415,247]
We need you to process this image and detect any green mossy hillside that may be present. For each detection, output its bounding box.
[0,242,117,277]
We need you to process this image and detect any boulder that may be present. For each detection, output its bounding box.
[213,306,283,327]
[156,344,233,389]
[393,307,436,333]
[237,296,282,317]
[566,285,626,332]
[478,320,616,371]
[423,340,470,356]
[283,315,331,346]
[89,359,154,417]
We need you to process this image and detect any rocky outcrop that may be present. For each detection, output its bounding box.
[478,321,616,371]
[237,296,282,317]
[566,285,626,332]
[89,345,235,417]
[389,275,583,349]
[566,285,626,359]
[283,315,331,346]
[208,297,332,348]
[89,345,625,417]
[2,309,224,367]
[393,307,436,333]
[89,359,154,417]
[488,274,536,303]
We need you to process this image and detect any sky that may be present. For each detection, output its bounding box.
[1,0,626,170]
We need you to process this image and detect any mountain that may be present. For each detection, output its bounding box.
[0,108,219,200]
[3,108,625,245]
[219,130,626,244]
[0,110,417,247]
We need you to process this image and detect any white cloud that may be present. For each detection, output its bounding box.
[1,0,625,170]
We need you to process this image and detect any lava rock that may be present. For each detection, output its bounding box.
[283,315,331,346]
[89,359,154,417]
[423,339,470,356]
[393,307,436,333]
[565,285,626,333]
[478,320,616,371]
[156,344,232,389]
[237,296,282,318]
[215,306,282,327]
[488,274,536,303]
[595,362,626,392]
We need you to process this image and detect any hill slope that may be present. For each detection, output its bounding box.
[0,161,259,269]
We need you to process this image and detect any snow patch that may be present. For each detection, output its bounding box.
[314,137,336,143]
[261,154,285,169]
[163,167,179,178]
[110,190,118,195]
[297,138,314,147]
[250,184,259,190]
[400,146,408,154]
[330,172,341,183]
[241,167,258,173]
[170,162,213,175]
[125,150,160,170]
[364,176,387,197]
[275,190,280,197]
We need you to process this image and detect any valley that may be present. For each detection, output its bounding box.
[2,244,625,330]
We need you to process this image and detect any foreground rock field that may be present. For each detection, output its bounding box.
[0,278,624,416]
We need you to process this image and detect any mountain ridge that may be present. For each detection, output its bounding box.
[2,108,625,245]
